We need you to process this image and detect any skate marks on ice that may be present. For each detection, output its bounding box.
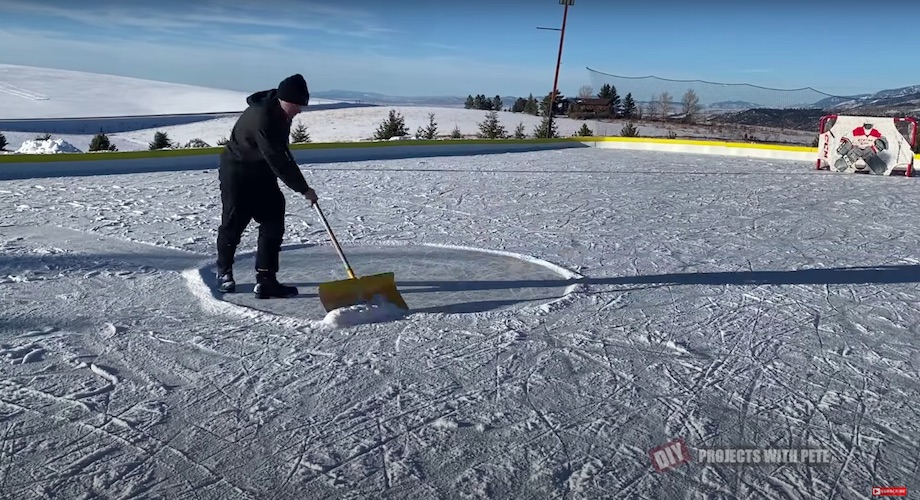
[0,222,205,333]
[0,224,263,499]
[0,335,257,500]
[187,242,585,328]
[4,151,920,497]
[0,223,204,280]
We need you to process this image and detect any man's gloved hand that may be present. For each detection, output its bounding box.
[303,187,318,206]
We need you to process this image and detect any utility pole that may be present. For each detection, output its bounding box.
[537,0,573,138]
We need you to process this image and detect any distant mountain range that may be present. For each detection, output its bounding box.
[814,84,920,113]
[314,84,920,114]
[312,90,519,108]
[707,101,763,111]
[704,84,920,114]
[713,83,920,131]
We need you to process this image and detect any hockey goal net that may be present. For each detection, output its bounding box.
[816,114,917,176]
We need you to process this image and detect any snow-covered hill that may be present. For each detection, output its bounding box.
[0,63,341,119]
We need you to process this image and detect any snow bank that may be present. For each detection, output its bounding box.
[321,295,407,328]
[15,138,82,154]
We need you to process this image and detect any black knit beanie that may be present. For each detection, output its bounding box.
[277,73,309,106]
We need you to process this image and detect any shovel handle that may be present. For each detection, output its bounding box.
[313,203,357,280]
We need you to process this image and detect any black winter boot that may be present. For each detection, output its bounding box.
[217,268,235,293]
[254,270,298,299]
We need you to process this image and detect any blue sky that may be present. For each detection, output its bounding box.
[0,0,917,100]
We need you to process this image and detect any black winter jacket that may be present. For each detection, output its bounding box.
[219,89,311,194]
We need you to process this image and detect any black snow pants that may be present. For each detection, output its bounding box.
[216,166,286,274]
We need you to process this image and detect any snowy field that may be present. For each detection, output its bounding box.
[1,147,918,499]
[0,64,817,154]
[1,105,604,154]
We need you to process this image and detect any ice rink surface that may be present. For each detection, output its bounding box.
[1,148,918,499]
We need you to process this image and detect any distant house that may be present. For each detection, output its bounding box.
[554,98,572,115]
[568,97,614,118]
[542,97,572,116]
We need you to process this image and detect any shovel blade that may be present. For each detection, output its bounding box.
[317,272,409,312]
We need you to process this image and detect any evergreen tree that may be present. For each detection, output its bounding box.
[512,97,527,113]
[89,131,117,151]
[597,84,621,116]
[450,125,463,139]
[623,93,638,118]
[620,121,640,137]
[420,112,438,139]
[373,109,409,140]
[464,95,475,109]
[0,132,9,151]
[217,137,229,146]
[598,83,613,99]
[513,122,527,139]
[575,123,593,136]
[492,95,503,112]
[473,94,484,110]
[524,94,539,115]
[609,86,622,118]
[467,94,496,110]
[290,121,310,143]
[533,115,558,138]
[476,110,507,139]
[149,131,172,150]
[540,91,564,116]
[184,138,210,148]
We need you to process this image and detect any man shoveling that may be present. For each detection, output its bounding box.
[214,73,319,299]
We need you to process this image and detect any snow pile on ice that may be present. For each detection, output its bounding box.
[16,138,82,154]
[321,295,407,328]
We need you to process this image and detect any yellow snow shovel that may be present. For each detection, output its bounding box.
[312,203,408,312]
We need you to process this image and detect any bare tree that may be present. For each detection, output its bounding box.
[646,95,660,121]
[681,89,702,122]
[657,92,673,120]
[578,85,594,98]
